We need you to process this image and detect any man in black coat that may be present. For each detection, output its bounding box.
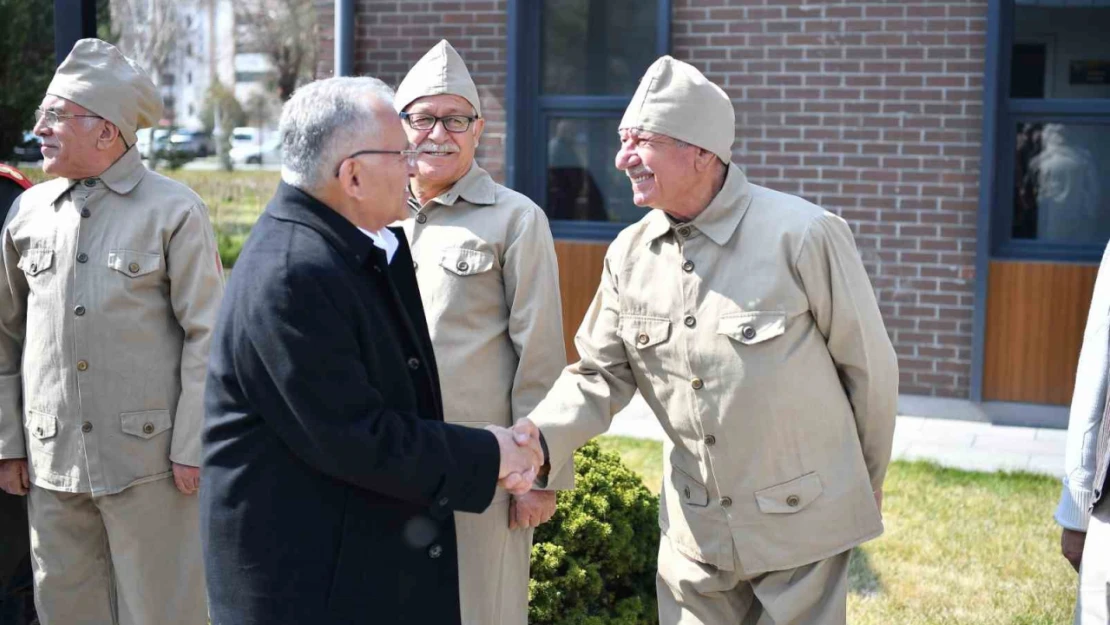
[201,77,543,625]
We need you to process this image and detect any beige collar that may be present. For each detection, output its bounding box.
[46,146,146,206]
[644,164,752,246]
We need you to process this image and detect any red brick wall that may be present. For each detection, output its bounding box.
[317,0,509,182]
[329,0,989,399]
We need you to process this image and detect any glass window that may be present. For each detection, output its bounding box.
[541,0,659,96]
[546,117,643,224]
[1012,4,1110,99]
[1012,122,1110,243]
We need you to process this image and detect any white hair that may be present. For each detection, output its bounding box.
[279,76,396,191]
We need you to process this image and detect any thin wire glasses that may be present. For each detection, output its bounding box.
[401,112,477,133]
[334,148,422,177]
[34,108,103,127]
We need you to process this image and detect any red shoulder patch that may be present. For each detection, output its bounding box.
[0,164,31,190]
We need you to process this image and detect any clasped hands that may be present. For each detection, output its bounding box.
[487,418,544,496]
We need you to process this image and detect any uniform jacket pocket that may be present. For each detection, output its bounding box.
[670,464,709,507]
[718,311,786,345]
[18,249,54,277]
[26,410,58,440]
[754,472,823,514]
[108,250,162,278]
[439,247,495,276]
[120,410,172,440]
[620,315,672,349]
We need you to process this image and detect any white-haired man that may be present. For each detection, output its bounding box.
[515,56,899,624]
[393,40,570,625]
[201,76,543,625]
[0,39,223,624]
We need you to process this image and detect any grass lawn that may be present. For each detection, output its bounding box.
[597,435,1077,625]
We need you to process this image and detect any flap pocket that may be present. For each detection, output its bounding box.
[718,312,786,345]
[670,464,709,507]
[108,250,162,278]
[620,315,672,349]
[18,249,54,276]
[26,410,57,440]
[755,472,823,514]
[120,410,172,440]
[440,247,495,276]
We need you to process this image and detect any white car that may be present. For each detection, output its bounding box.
[229,138,282,165]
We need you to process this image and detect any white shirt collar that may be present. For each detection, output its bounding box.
[358,227,399,264]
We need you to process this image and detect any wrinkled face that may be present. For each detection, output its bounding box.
[614,127,699,212]
[33,95,104,178]
[402,94,484,189]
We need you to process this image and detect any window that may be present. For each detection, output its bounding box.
[509,0,671,240]
[995,1,1110,260]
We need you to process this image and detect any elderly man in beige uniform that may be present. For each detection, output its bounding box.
[393,40,570,625]
[0,39,221,624]
[516,56,899,624]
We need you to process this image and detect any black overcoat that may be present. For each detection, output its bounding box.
[201,182,500,625]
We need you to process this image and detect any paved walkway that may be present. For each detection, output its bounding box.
[607,394,1068,478]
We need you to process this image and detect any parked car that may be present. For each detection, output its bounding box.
[11,131,42,162]
[135,127,172,160]
[169,129,214,158]
[230,127,262,150]
[229,137,282,165]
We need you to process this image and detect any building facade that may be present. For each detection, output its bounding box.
[317,0,1110,425]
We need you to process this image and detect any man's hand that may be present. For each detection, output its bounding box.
[1061,528,1086,572]
[0,459,29,496]
[510,490,556,530]
[487,426,542,496]
[172,462,200,496]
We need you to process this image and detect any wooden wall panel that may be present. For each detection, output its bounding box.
[554,240,608,362]
[983,260,1099,405]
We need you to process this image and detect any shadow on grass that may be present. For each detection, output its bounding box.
[848,546,883,598]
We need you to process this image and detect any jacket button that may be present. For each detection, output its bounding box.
[456,261,469,272]
[413,262,419,271]
[416,213,428,224]
[408,357,420,370]
[636,333,649,345]
[682,260,695,273]
[786,495,801,508]
[683,486,691,499]
[36,427,43,436]
[676,226,691,238]
[29,264,37,272]
[142,422,155,435]
[721,497,733,508]
[83,178,96,187]
[81,421,92,433]
[427,544,442,559]
[77,252,88,263]
[690,377,704,390]
[704,434,716,446]
[128,262,140,273]
[80,208,90,218]
[684,315,696,328]
[74,305,86,316]
[76,360,88,371]
[741,325,757,341]
[438,496,449,506]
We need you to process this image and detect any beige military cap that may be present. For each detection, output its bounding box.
[619,55,735,164]
[394,39,482,116]
[47,38,163,147]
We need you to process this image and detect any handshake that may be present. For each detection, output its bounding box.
[486,418,544,496]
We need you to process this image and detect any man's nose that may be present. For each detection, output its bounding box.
[615,144,639,171]
[428,119,450,142]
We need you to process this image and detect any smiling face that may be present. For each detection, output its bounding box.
[402,94,484,191]
[614,127,701,215]
[33,95,107,179]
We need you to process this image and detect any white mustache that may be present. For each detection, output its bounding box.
[415,141,460,155]
[626,166,653,179]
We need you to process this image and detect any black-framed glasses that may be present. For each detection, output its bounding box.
[34,108,102,127]
[401,112,478,133]
[334,148,421,177]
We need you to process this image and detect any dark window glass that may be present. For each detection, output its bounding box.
[1013,4,1110,100]
[546,117,643,224]
[1013,122,1110,243]
[541,0,658,96]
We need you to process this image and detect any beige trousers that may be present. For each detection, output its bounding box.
[455,497,534,625]
[1076,496,1110,625]
[656,534,851,625]
[28,477,206,625]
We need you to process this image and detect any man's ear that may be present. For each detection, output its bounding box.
[693,147,717,172]
[98,121,122,151]
[472,117,486,144]
[339,159,365,199]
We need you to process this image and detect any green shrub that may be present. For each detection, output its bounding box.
[530,441,661,625]
[216,230,248,270]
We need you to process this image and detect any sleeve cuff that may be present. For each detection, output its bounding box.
[1056,482,1094,531]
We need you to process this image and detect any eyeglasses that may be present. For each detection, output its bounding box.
[334,148,422,177]
[401,112,477,133]
[34,108,102,127]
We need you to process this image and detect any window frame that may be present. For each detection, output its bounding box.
[506,0,672,241]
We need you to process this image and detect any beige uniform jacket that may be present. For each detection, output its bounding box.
[530,164,898,576]
[400,163,571,495]
[0,148,224,495]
